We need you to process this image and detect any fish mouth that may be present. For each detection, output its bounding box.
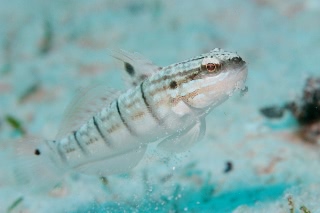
[219,63,247,93]
[234,64,248,90]
[238,64,248,76]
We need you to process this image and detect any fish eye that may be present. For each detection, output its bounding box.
[201,57,220,73]
[206,63,217,72]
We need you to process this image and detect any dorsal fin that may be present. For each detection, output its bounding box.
[57,85,120,139]
[110,49,162,87]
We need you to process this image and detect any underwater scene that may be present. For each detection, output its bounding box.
[1,0,320,212]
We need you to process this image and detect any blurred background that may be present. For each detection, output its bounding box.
[1,0,320,212]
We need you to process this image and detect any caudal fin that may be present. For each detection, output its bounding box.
[0,137,66,193]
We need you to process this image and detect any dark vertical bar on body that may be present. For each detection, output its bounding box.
[140,81,161,124]
[56,141,67,163]
[73,131,87,155]
[92,116,111,147]
[116,100,136,136]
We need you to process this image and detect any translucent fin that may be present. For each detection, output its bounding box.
[1,137,65,192]
[57,85,120,139]
[172,99,193,116]
[110,49,162,87]
[158,119,206,153]
[74,146,147,176]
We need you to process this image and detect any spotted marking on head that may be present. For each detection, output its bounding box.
[169,81,178,89]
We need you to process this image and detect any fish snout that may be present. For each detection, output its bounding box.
[231,56,246,66]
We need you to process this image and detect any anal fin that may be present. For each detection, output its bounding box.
[74,146,147,176]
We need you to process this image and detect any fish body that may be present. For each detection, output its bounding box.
[5,48,247,188]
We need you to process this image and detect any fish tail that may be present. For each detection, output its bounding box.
[1,137,66,192]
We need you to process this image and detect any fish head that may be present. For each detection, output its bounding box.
[178,48,248,110]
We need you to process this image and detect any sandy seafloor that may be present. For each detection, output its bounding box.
[1,0,320,212]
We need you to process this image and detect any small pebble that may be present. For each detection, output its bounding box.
[224,161,233,173]
[260,106,285,119]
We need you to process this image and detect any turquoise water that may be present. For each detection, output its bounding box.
[1,0,320,212]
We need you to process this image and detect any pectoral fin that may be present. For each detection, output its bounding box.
[157,119,206,153]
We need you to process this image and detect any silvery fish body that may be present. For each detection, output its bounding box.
[5,48,248,189]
